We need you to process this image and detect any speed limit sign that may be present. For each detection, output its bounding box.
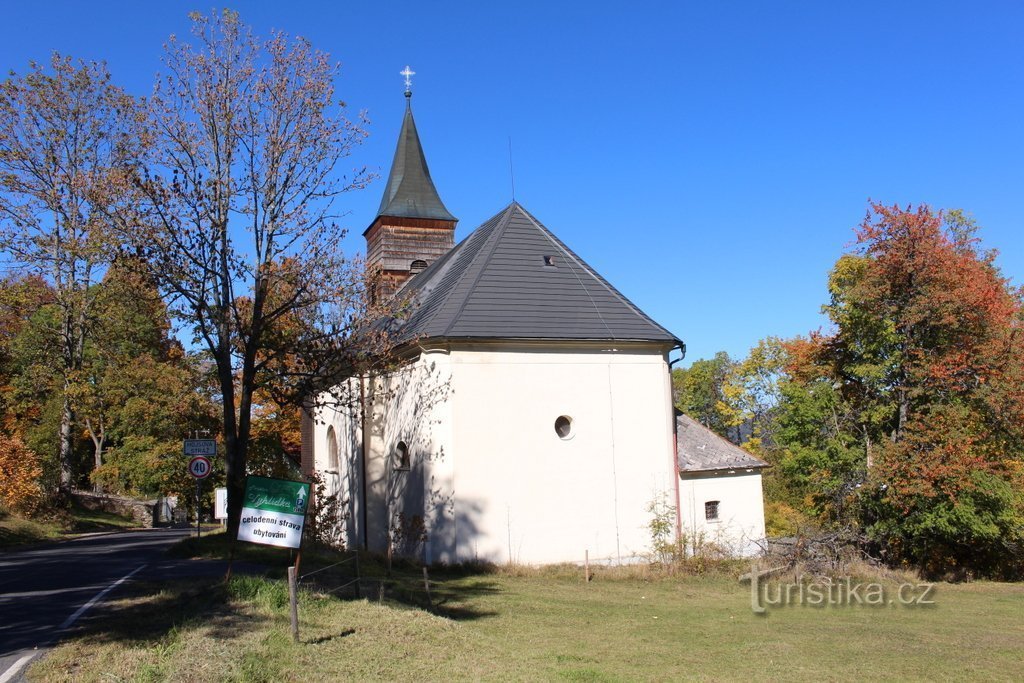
[188,455,212,479]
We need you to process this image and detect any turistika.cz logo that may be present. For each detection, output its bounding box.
[739,566,936,614]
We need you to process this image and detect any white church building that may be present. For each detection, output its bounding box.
[301,83,766,565]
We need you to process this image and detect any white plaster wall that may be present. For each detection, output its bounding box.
[312,356,455,555]
[678,470,766,557]
[311,377,361,546]
[312,342,679,565]
[447,343,677,565]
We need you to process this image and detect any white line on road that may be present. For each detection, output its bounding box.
[0,563,148,683]
[58,563,147,630]
[0,654,34,683]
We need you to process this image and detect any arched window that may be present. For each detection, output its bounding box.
[395,441,410,470]
[410,259,428,275]
[326,426,339,472]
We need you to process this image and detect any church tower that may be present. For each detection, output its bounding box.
[365,67,456,299]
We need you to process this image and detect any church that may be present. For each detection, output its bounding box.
[301,77,764,564]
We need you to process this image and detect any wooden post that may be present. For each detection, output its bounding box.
[422,566,433,608]
[354,552,361,599]
[288,566,299,643]
[585,550,590,583]
[224,537,236,583]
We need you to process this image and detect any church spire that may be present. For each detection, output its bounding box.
[374,67,455,222]
[365,68,457,298]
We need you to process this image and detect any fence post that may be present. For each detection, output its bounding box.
[288,566,299,643]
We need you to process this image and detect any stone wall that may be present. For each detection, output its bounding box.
[71,490,167,528]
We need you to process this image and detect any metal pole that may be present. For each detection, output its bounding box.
[196,479,201,539]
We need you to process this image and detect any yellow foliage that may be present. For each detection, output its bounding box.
[764,501,811,537]
[0,435,44,514]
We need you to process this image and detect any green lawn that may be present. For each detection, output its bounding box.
[29,546,1024,682]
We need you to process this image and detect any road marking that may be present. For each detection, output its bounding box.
[0,653,35,683]
[0,564,149,683]
[58,563,147,631]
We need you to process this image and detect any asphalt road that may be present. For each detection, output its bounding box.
[0,528,204,682]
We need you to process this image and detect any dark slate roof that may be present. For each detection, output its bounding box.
[374,96,456,223]
[388,202,683,345]
[676,413,769,473]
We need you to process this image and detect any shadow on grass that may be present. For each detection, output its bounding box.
[303,569,504,622]
[304,628,356,645]
[169,533,507,622]
[65,578,271,647]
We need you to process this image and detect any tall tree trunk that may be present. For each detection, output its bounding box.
[863,426,873,471]
[86,418,105,492]
[218,347,242,538]
[895,386,909,442]
[59,392,75,492]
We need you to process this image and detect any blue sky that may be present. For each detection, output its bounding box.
[2,1,1021,365]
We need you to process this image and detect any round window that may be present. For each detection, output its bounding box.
[554,415,573,440]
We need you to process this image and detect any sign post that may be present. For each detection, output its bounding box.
[188,455,212,538]
[237,476,311,642]
[214,487,228,525]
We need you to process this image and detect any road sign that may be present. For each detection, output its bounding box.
[183,439,217,456]
[214,487,228,520]
[237,476,310,549]
[188,455,212,479]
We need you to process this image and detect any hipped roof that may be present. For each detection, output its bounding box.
[387,202,683,345]
[676,413,769,473]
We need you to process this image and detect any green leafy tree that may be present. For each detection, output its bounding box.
[672,351,746,442]
[0,55,142,491]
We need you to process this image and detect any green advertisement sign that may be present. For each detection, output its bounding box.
[238,476,310,549]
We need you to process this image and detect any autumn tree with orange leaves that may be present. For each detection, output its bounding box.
[767,204,1024,576]
[0,56,143,492]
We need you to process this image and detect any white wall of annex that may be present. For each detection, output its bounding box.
[678,470,766,557]
[448,344,677,565]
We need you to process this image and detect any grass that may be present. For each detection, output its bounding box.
[0,501,138,549]
[28,537,1024,682]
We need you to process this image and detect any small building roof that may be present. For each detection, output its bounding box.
[676,413,769,473]
[386,202,683,346]
[372,96,456,224]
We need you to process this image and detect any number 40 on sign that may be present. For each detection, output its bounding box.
[188,455,212,479]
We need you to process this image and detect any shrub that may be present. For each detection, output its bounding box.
[0,434,45,514]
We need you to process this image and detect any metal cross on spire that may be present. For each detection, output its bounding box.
[400,65,416,94]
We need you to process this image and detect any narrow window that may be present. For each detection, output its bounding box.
[705,500,720,521]
[554,415,573,440]
[326,426,339,472]
[395,441,410,470]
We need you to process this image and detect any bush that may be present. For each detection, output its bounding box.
[0,434,45,514]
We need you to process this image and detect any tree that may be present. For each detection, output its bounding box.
[837,204,1024,575]
[75,262,217,493]
[0,55,141,491]
[123,11,373,535]
[770,203,1024,575]
[672,351,746,442]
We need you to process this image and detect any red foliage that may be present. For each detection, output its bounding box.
[852,203,1024,500]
